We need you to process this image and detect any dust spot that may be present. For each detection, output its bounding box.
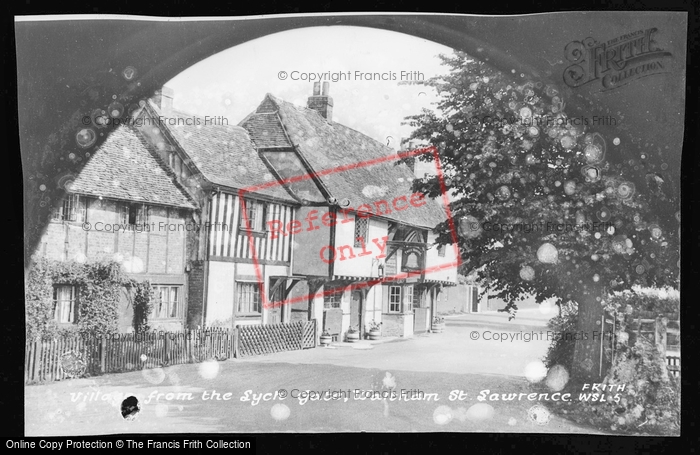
[382,372,396,389]
[362,185,388,198]
[271,403,290,421]
[142,367,166,385]
[524,360,548,383]
[536,243,558,264]
[199,359,220,379]
[527,404,551,425]
[433,405,453,425]
[545,364,570,391]
[60,350,87,378]
[121,396,140,421]
[466,403,495,422]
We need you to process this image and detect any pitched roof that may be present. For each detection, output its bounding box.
[150,103,296,203]
[240,94,447,229]
[240,112,291,148]
[69,125,195,209]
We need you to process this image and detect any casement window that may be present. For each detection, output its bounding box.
[323,285,343,309]
[120,203,150,226]
[404,285,414,312]
[437,244,446,257]
[354,217,369,248]
[52,194,87,222]
[389,286,402,313]
[152,285,181,319]
[53,285,77,323]
[239,199,266,233]
[236,282,261,314]
[388,285,414,313]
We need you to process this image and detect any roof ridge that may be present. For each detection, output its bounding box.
[275,95,393,151]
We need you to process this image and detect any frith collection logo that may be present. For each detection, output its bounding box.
[563,28,673,91]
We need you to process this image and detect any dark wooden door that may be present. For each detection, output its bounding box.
[350,291,362,335]
[267,280,283,325]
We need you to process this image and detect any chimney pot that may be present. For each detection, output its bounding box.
[307,83,333,123]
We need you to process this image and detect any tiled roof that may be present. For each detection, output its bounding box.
[240,112,291,148]
[69,125,195,209]
[151,103,296,203]
[240,94,448,229]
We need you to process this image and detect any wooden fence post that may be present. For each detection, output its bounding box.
[163,332,169,364]
[233,327,239,358]
[100,335,107,374]
[31,339,40,383]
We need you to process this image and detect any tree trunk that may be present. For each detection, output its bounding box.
[572,287,606,382]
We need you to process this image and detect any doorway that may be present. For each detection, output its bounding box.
[267,279,284,325]
[350,290,363,338]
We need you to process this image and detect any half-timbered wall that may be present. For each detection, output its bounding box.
[207,192,294,264]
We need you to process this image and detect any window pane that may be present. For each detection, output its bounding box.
[237,282,261,314]
[254,203,264,231]
[160,287,168,318]
[354,218,369,248]
[389,286,401,312]
[324,285,342,309]
[54,285,76,323]
[137,205,149,225]
[170,287,178,318]
[78,197,88,223]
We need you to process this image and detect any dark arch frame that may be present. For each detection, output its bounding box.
[16,13,685,267]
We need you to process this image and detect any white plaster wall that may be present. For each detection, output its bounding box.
[424,231,459,284]
[333,216,389,277]
[205,261,235,326]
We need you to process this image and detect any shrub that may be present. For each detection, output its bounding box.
[596,336,680,435]
[543,300,578,371]
[543,288,680,435]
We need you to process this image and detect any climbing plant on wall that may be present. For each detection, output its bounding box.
[25,257,154,339]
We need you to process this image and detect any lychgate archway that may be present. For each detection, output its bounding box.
[17,13,685,267]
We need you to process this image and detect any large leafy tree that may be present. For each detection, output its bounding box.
[403,52,679,381]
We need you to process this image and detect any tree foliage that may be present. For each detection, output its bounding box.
[402,52,679,380]
[403,52,679,311]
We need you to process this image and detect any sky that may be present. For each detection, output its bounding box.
[166,26,453,159]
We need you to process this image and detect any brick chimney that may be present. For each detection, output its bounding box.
[307,82,333,122]
[152,86,174,112]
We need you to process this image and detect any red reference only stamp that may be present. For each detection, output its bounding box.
[238,146,460,309]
